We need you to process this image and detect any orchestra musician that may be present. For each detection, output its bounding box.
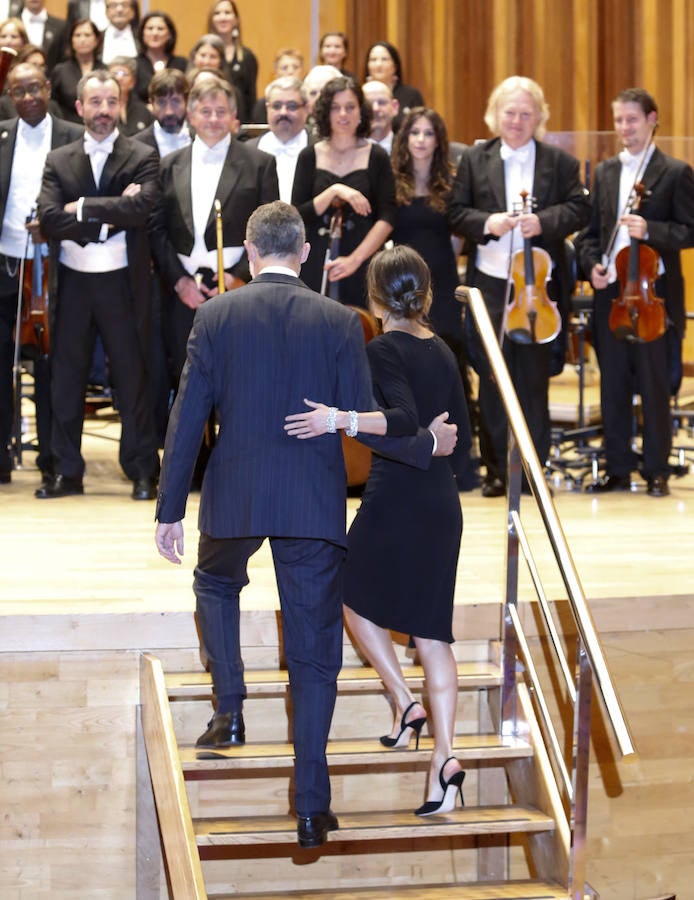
[36,68,160,500]
[448,75,590,496]
[0,62,82,486]
[575,88,694,497]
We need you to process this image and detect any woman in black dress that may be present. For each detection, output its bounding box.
[285,246,471,816]
[206,0,257,123]
[134,11,187,103]
[292,76,396,309]
[50,18,101,124]
[363,41,423,118]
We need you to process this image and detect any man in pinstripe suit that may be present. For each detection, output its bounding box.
[155,201,457,848]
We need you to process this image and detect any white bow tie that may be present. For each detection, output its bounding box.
[29,14,45,23]
[84,134,115,157]
[202,144,227,164]
[619,149,642,169]
[500,143,531,164]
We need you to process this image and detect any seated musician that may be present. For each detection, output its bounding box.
[448,75,590,497]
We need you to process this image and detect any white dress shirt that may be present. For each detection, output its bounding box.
[606,144,660,282]
[477,139,536,280]
[177,134,243,275]
[101,24,138,64]
[0,115,52,259]
[257,129,307,203]
[153,120,191,159]
[21,6,47,47]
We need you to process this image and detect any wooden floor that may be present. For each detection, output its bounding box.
[2,397,694,899]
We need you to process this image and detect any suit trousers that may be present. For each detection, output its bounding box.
[194,533,345,816]
[469,270,553,480]
[593,284,671,478]
[50,265,159,481]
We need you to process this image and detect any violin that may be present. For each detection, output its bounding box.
[322,199,380,487]
[19,212,50,358]
[505,191,562,345]
[609,182,665,343]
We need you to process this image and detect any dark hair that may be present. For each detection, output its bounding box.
[139,11,177,56]
[364,41,402,84]
[312,76,371,140]
[148,67,188,101]
[13,43,46,69]
[319,31,348,61]
[392,108,454,213]
[613,87,658,118]
[246,201,305,258]
[367,245,432,321]
[77,68,121,101]
[67,18,102,61]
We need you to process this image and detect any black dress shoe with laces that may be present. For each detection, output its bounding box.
[35,474,84,499]
[132,477,157,500]
[195,711,245,747]
[585,474,631,494]
[647,475,669,497]
[481,475,506,498]
[297,810,339,848]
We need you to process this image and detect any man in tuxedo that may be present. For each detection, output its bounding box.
[248,76,308,203]
[448,75,590,497]
[154,201,457,848]
[36,68,160,499]
[0,62,82,485]
[363,79,398,155]
[576,88,694,497]
[148,74,279,382]
[134,67,190,161]
[19,0,65,73]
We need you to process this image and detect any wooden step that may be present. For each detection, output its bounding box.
[194,805,555,848]
[180,734,533,773]
[166,661,502,699]
[210,881,568,900]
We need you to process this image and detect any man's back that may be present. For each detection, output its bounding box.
[157,271,373,543]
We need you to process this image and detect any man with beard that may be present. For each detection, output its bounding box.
[135,68,191,160]
[0,62,82,486]
[247,76,308,202]
[36,69,160,499]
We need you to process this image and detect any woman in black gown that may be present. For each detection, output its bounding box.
[291,76,396,309]
[285,246,471,816]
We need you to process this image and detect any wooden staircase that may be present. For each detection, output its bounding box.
[139,642,571,899]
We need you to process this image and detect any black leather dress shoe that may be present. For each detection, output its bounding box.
[297,810,339,848]
[0,472,10,484]
[585,474,631,494]
[35,474,84,499]
[481,475,506,498]
[647,475,669,497]
[132,477,157,500]
[195,711,245,747]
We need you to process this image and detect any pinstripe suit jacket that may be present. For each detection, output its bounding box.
[155,271,433,544]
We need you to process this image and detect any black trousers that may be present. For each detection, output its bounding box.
[593,283,671,479]
[50,265,159,481]
[194,533,345,816]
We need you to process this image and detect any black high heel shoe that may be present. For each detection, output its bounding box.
[379,700,427,750]
[415,756,465,816]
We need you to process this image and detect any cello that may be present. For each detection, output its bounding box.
[322,199,380,486]
[608,182,665,343]
[504,190,562,345]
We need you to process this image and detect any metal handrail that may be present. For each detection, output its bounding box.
[457,285,636,760]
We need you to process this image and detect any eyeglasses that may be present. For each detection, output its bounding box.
[268,101,304,112]
[9,82,45,100]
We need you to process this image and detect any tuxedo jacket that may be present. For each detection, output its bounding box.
[156,272,433,543]
[448,137,591,324]
[148,138,279,289]
[37,132,159,346]
[575,147,694,337]
[0,114,83,227]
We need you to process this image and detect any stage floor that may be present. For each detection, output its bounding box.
[3,402,694,625]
